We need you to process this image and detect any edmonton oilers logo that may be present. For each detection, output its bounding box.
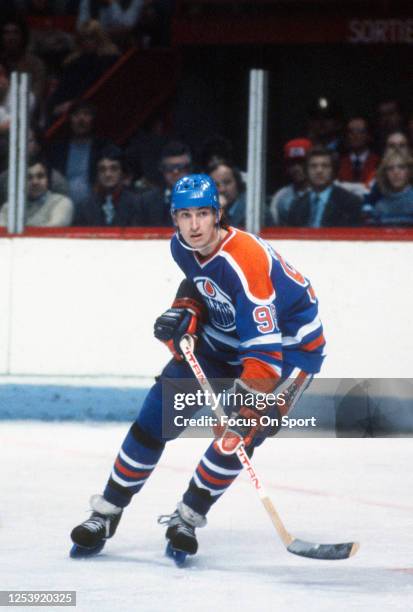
[195,277,236,331]
[204,280,216,297]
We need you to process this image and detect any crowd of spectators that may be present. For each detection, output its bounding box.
[0,6,412,231]
[268,99,413,229]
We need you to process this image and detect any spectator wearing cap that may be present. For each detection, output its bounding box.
[269,138,311,225]
[137,140,192,226]
[338,117,379,187]
[74,144,144,226]
[287,147,362,227]
[46,101,110,209]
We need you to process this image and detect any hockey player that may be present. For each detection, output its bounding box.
[70,174,325,560]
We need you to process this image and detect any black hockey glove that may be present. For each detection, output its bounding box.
[154,298,203,361]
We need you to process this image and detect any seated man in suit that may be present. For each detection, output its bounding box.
[287,147,362,227]
[338,117,379,187]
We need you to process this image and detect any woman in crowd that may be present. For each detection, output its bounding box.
[361,130,411,212]
[364,150,413,226]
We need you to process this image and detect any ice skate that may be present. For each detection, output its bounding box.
[70,494,123,558]
[158,501,206,566]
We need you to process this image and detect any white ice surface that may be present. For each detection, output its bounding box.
[1,423,413,612]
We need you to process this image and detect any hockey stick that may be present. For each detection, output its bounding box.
[179,334,359,561]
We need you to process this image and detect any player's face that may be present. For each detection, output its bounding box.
[307,155,334,191]
[174,207,221,254]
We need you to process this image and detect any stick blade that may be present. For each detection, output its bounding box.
[287,539,359,560]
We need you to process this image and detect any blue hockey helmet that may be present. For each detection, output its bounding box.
[171,174,220,214]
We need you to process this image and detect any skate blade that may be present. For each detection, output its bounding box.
[165,541,188,567]
[70,541,106,559]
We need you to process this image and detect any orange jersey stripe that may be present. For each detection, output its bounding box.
[302,333,326,352]
[115,458,150,479]
[222,229,274,301]
[197,464,235,487]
